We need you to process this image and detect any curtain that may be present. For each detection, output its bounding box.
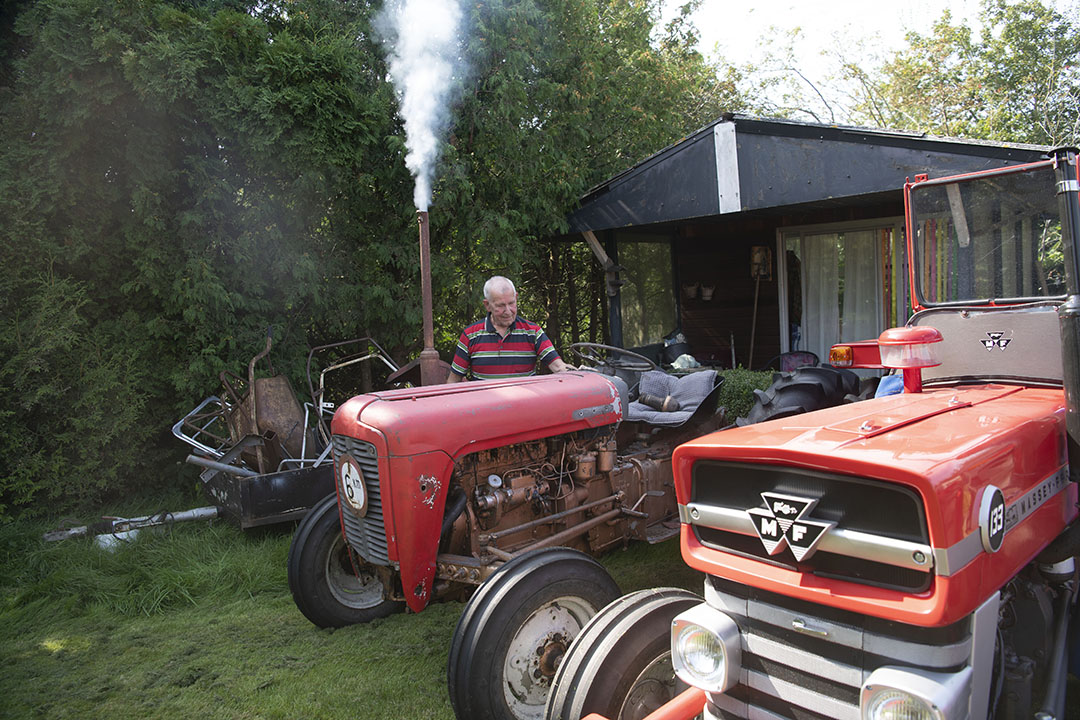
[800,233,840,360]
[841,230,882,342]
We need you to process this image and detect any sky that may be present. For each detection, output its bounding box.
[672,0,1080,109]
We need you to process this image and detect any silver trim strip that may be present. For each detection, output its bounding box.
[935,529,983,576]
[744,669,860,720]
[744,633,864,687]
[572,403,615,420]
[681,503,935,573]
[968,592,1001,720]
[711,586,973,669]
[1004,466,1069,532]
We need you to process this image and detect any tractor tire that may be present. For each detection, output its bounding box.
[287,493,402,628]
[545,587,702,720]
[447,547,621,720]
[736,365,860,426]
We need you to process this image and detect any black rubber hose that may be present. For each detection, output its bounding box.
[441,487,468,538]
[1036,581,1075,720]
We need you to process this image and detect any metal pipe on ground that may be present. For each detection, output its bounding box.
[43,506,221,543]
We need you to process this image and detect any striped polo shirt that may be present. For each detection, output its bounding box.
[450,315,561,380]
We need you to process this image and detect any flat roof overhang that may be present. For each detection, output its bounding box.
[567,114,1051,233]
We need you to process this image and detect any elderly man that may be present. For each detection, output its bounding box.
[446,276,569,382]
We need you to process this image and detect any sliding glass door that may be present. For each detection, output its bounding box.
[780,220,907,361]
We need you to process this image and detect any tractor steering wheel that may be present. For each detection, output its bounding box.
[567,342,657,372]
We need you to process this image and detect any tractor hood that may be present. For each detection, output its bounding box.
[331,371,625,459]
[673,384,1076,626]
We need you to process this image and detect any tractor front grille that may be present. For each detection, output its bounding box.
[687,461,932,592]
[332,435,390,566]
[703,577,977,720]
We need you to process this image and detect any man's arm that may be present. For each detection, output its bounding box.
[447,330,471,383]
[534,326,571,373]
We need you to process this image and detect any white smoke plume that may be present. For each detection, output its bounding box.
[376,0,464,212]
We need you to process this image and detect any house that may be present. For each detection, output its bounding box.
[566,114,1050,369]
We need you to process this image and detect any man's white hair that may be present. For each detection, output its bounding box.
[483,275,516,301]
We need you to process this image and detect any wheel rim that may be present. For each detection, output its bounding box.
[502,596,598,720]
[324,532,386,610]
[616,652,678,720]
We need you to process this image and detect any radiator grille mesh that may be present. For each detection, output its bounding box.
[332,435,389,566]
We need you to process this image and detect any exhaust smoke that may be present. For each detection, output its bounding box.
[376,0,465,211]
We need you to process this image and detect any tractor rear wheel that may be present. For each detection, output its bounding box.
[287,493,402,628]
[544,587,702,720]
[736,365,859,425]
[447,547,621,720]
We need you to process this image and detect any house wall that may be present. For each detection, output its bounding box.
[671,200,902,370]
[675,219,780,368]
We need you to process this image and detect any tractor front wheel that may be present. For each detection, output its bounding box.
[447,547,621,720]
[287,493,402,628]
[545,588,702,720]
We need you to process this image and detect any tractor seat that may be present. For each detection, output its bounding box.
[626,369,719,427]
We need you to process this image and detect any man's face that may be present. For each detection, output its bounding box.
[484,287,517,329]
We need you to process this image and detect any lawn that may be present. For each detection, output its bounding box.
[3,507,1077,720]
[0,516,699,720]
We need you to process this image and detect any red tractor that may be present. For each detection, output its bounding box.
[285,341,794,717]
[532,150,1080,720]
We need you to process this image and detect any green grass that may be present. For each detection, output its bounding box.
[2,516,1076,720]
[0,518,698,720]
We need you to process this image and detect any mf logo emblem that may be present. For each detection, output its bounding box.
[981,332,1012,351]
[747,492,835,561]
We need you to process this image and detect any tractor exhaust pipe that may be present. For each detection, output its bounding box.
[1053,148,1080,478]
[417,210,442,385]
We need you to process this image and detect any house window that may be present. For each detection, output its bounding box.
[617,237,676,348]
[780,220,909,362]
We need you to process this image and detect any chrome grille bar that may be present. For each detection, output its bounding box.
[680,503,935,574]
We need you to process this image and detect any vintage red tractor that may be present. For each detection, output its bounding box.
[533,150,1080,720]
[285,338,839,718]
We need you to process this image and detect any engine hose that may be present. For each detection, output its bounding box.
[1035,582,1075,720]
[441,488,468,538]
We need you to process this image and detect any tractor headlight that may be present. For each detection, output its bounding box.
[670,603,741,693]
[861,667,971,720]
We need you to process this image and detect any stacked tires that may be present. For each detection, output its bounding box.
[736,365,861,425]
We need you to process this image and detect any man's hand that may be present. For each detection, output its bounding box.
[549,358,570,373]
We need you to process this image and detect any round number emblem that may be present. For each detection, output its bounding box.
[339,455,367,517]
[979,485,1005,553]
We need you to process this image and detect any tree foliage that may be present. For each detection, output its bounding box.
[722,0,1080,147]
[0,0,732,517]
[866,0,1080,145]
